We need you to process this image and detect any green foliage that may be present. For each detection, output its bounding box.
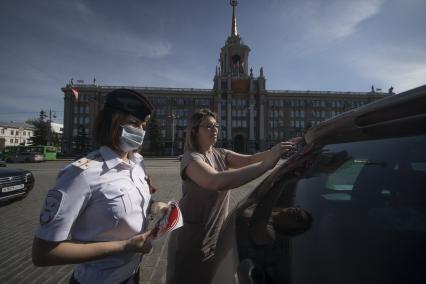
[27,110,50,145]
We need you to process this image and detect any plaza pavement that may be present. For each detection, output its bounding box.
[0,158,270,284]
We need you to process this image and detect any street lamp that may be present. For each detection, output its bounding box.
[45,109,57,146]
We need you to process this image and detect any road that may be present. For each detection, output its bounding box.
[0,158,265,284]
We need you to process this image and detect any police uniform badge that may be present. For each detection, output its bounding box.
[71,152,100,170]
[40,190,63,225]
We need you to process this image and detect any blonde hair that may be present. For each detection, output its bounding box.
[184,108,217,152]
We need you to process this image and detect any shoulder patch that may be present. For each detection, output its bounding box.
[72,157,94,170]
[40,190,63,225]
[71,152,101,170]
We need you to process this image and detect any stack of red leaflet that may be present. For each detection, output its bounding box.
[151,201,183,239]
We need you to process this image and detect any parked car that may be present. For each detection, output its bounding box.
[0,167,35,203]
[5,152,44,163]
[212,84,426,284]
[0,154,6,167]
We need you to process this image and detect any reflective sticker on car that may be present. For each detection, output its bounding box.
[40,190,63,225]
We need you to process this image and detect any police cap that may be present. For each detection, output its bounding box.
[105,89,154,121]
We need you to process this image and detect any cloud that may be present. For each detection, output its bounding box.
[0,81,63,122]
[88,30,173,59]
[26,1,173,60]
[73,1,92,16]
[302,0,385,40]
[150,66,212,88]
[349,46,426,92]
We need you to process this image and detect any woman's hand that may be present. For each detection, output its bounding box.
[262,141,296,170]
[150,201,170,216]
[125,230,153,254]
[288,137,304,144]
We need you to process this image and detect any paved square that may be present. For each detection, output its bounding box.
[0,158,267,284]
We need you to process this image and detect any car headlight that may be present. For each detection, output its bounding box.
[25,172,32,182]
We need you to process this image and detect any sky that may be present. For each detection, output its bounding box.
[0,0,425,124]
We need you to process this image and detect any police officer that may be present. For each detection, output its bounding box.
[32,89,168,284]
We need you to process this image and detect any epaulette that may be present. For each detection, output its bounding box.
[71,152,101,170]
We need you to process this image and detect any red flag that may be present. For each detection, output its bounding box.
[71,88,79,102]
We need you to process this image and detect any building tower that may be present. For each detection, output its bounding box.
[213,0,266,153]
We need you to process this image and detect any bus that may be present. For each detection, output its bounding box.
[3,145,57,160]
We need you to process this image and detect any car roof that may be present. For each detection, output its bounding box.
[305,84,426,145]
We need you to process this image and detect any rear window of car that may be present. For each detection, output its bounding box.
[273,134,426,283]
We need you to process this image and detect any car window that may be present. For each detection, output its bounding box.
[238,135,426,284]
[271,134,426,284]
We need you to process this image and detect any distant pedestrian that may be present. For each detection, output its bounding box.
[32,89,169,284]
[166,108,301,284]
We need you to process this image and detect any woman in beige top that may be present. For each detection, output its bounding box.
[166,109,298,284]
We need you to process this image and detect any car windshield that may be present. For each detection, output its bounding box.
[244,134,426,284]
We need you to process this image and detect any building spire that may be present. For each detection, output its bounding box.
[230,0,238,37]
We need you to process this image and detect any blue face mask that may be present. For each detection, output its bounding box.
[119,124,145,152]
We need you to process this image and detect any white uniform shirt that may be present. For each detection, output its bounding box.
[35,146,152,284]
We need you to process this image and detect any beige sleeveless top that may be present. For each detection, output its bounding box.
[166,147,231,284]
[179,147,230,253]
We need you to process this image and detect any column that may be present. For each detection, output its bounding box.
[259,93,265,150]
[248,93,255,153]
[216,92,222,146]
[227,92,232,147]
[249,94,255,141]
[63,91,73,155]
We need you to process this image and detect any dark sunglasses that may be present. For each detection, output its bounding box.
[200,122,220,131]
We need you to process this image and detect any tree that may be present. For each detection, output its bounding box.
[147,115,162,155]
[27,110,50,145]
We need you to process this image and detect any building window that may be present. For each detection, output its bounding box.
[15,139,18,144]
[11,130,14,135]
[10,139,13,144]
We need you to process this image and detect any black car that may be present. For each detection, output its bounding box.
[212,84,426,284]
[0,154,6,167]
[0,167,35,203]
